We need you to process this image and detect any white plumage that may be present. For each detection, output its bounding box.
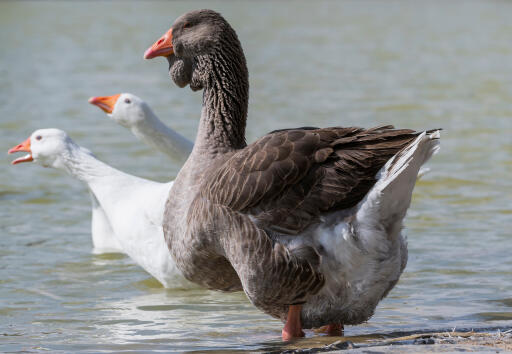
[9,129,193,288]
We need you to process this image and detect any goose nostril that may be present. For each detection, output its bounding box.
[157,38,165,45]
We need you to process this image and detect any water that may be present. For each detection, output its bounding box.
[1,0,511,352]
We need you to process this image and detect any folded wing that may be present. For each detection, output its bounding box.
[201,125,423,235]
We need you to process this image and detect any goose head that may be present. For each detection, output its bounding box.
[89,93,150,128]
[8,129,76,169]
[144,9,243,91]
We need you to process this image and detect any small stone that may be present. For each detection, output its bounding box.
[413,338,435,345]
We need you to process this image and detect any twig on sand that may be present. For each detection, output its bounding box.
[384,330,478,343]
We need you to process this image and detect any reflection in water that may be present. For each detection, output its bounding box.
[1,0,512,351]
[95,287,283,351]
[488,299,512,308]
[476,313,512,322]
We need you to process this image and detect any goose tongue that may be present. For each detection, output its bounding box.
[88,94,120,114]
[144,27,174,59]
[8,137,33,165]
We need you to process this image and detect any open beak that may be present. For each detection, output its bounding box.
[88,94,121,114]
[144,27,174,59]
[8,137,33,165]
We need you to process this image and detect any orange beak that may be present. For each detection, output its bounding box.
[8,137,33,165]
[88,94,121,114]
[144,27,174,59]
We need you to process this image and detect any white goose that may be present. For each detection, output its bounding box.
[90,192,122,253]
[8,129,192,288]
[88,93,193,163]
[87,93,193,256]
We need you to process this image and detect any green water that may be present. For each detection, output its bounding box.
[1,0,511,352]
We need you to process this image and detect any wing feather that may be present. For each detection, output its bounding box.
[201,125,422,234]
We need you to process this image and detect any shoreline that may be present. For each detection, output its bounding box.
[270,326,512,353]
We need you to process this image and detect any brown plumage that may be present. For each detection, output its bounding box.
[145,9,440,335]
[203,125,421,235]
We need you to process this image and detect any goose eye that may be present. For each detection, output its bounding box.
[35,135,42,141]
[124,98,131,104]
[183,22,190,29]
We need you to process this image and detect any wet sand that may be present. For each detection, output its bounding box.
[271,326,512,353]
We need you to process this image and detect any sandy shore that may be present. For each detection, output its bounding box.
[271,326,512,353]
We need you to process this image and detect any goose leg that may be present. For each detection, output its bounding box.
[282,305,305,341]
[315,323,344,336]
[325,323,345,337]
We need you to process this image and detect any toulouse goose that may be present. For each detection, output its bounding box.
[8,129,192,288]
[145,9,440,340]
[89,93,193,163]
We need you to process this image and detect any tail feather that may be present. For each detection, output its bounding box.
[356,130,441,229]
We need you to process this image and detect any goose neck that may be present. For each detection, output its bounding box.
[58,144,122,183]
[131,110,193,163]
[193,46,249,153]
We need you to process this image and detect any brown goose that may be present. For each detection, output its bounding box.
[144,9,440,340]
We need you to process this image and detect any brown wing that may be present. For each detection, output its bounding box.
[201,125,422,234]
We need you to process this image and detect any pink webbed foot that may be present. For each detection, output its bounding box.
[282,305,305,341]
[314,323,344,336]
